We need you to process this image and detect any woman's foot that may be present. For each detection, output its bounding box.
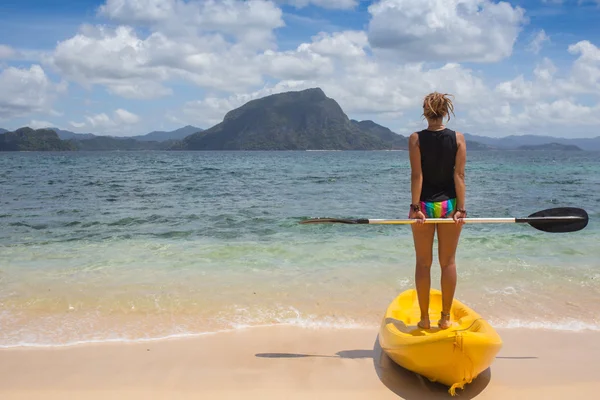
[438,312,451,329]
[417,316,430,329]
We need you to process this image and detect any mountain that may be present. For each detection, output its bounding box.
[50,128,97,140]
[132,125,203,142]
[465,140,495,150]
[517,143,582,151]
[179,88,403,150]
[0,128,76,151]
[1,125,196,151]
[463,133,600,151]
[0,128,8,134]
[48,126,202,142]
[351,120,408,149]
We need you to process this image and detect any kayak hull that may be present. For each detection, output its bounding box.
[378,289,503,395]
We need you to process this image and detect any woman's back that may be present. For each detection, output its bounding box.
[417,128,458,203]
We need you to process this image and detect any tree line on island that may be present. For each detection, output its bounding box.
[0,88,592,152]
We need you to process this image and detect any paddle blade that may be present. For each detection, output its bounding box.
[299,218,369,224]
[521,207,589,233]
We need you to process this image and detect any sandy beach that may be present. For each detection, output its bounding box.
[1,325,599,400]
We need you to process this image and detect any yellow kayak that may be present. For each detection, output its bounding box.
[378,288,503,396]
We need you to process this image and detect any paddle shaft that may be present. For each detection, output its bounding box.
[299,207,589,232]
[349,216,585,225]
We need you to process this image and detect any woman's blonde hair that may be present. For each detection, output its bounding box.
[422,92,455,122]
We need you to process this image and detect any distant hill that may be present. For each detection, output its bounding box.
[0,128,76,151]
[0,128,8,134]
[179,88,404,150]
[131,125,203,142]
[517,143,582,151]
[50,128,97,140]
[463,133,600,151]
[466,140,495,150]
[350,120,408,149]
[47,126,202,143]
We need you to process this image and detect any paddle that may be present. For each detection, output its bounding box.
[299,207,589,233]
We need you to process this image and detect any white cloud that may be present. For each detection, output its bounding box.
[281,0,359,9]
[254,30,367,81]
[98,0,284,49]
[85,113,114,129]
[367,0,527,63]
[495,75,534,101]
[28,120,56,129]
[461,40,600,134]
[0,65,66,120]
[527,29,550,54]
[47,26,173,99]
[107,81,174,99]
[97,0,176,24]
[259,49,334,80]
[563,40,600,94]
[493,41,600,102]
[468,99,600,132]
[70,108,141,132]
[301,31,369,59]
[115,108,140,124]
[0,45,15,59]
[45,11,275,98]
[182,97,238,127]
[533,57,557,81]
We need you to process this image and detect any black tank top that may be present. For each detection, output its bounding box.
[417,128,458,202]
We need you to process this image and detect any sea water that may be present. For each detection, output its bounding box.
[0,150,599,347]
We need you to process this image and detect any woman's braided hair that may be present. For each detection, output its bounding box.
[422,92,455,122]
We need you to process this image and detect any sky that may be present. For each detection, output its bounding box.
[1,0,600,138]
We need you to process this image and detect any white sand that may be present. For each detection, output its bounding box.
[1,325,599,399]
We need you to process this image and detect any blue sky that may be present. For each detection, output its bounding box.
[1,0,600,137]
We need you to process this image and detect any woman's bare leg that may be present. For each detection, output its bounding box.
[411,224,435,329]
[436,222,463,329]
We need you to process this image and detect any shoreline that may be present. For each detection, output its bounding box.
[2,319,600,349]
[2,325,599,399]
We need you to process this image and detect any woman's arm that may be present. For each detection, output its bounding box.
[408,132,422,206]
[454,132,467,214]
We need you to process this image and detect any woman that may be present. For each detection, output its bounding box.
[408,92,467,330]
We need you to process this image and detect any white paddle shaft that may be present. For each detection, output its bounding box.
[366,218,516,225]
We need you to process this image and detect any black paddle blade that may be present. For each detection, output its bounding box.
[299,218,369,224]
[518,207,589,233]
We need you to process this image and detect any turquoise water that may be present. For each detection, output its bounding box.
[0,150,599,346]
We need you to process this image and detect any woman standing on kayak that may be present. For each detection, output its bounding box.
[408,92,467,330]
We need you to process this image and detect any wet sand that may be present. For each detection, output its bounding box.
[1,325,599,399]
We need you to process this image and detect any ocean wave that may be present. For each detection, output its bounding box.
[107,215,170,226]
[0,323,374,349]
[9,222,48,230]
[491,319,600,331]
[2,317,599,349]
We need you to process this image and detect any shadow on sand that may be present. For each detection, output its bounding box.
[256,335,493,399]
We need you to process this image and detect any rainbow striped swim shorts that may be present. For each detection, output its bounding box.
[420,198,457,218]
